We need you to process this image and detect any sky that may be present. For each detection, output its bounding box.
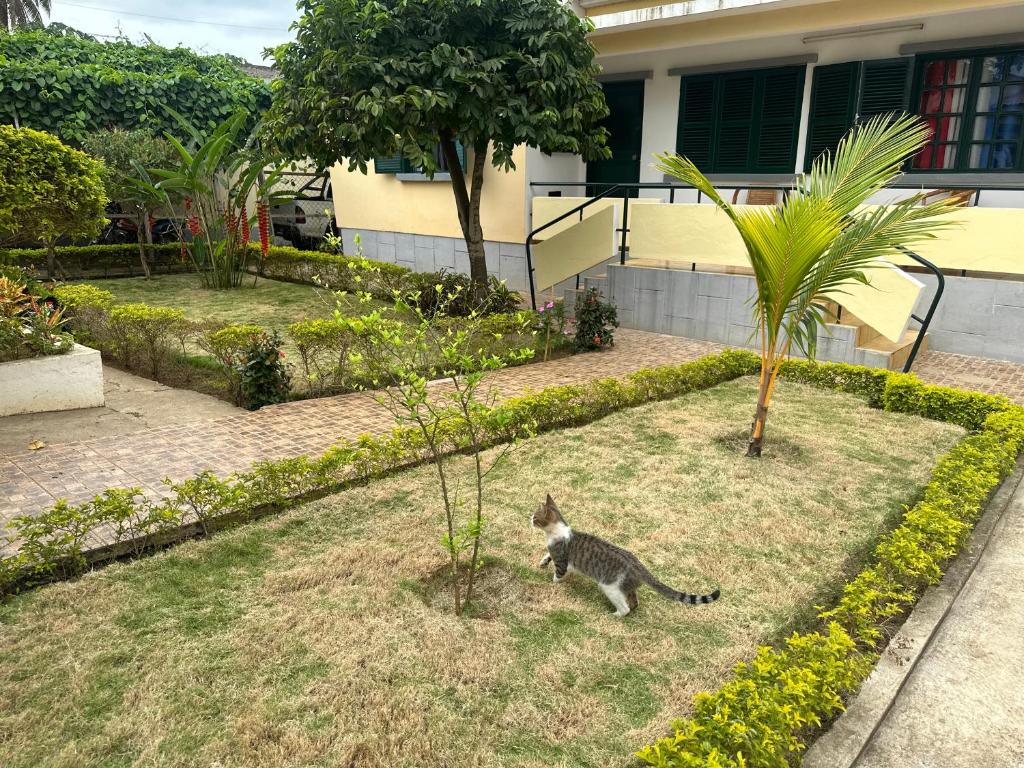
[48,0,299,64]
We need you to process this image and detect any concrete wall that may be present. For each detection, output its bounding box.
[329,145,528,244]
[606,264,1024,365]
[339,228,530,292]
[913,274,1024,363]
[0,344,104,417]
[605,265,892,367]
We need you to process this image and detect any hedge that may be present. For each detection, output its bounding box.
[252,244,411,298]
[0,243,188,279]
[2,351,1022,768]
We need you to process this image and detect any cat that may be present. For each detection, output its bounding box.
[531,494,720,617]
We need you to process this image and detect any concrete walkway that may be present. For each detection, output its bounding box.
[808,462,1024,768]
[2,334,1023,553]
[0,366,240,456]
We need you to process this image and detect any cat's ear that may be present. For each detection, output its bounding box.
[545,494,558,510]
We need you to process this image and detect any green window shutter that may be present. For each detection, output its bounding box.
[756,67,805,172]
[454,140,467,172]
[374,155,403,174]
[716,73,757,172]
[804,58,911,170]
[804,62,858,171]
[676,76,716,170]
[677,66,805,174]
[858,58,911,121]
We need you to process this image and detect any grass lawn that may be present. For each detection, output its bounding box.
[77,273,376,338]
[0,379,964,767]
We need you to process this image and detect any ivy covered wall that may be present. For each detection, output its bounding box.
[0,28,271,143]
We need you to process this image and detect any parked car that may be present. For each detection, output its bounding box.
[270,200,335,249]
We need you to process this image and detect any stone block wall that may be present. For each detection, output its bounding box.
[914,274,1024,364]
[340,228,529,292]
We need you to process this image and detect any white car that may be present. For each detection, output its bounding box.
[269,200,335,249]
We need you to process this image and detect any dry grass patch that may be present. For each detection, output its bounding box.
[0,378,963,767]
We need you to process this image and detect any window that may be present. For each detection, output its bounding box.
[911,49,1024,172]
[804,59,911,170]
[676,66,805,174]
[374,141,466,175]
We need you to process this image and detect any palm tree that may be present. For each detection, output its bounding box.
[657,115,954,457]
[1,0,50,32]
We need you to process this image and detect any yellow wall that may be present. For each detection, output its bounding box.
[592,0,1018,56]
[329,146,527,243]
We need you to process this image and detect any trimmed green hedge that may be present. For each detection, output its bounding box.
[2,350,1022,768]
[252,244,411,299]
[0,243,188,279]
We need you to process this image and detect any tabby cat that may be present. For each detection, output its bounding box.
[531,494,720,617]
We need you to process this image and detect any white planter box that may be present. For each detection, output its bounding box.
[0,344,105,417]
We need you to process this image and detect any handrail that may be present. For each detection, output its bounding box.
[525,184,622,310]
[896,245,944,373]
[525,181,947,373]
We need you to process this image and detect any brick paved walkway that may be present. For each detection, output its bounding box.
[2,332,1023,554]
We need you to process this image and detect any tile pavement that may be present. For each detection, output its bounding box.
[2,331,1023,555]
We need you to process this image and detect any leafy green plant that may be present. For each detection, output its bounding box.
[2,0,51,32]
[0,242,186,279]
[0,125,107,278]
[350,286,535,614]
[233,330,291,410]
[288,317,358,397]
[269,0,611,298]
[80,128,179,279]
[572,288,618,352]
[107,303,186,377]
[657,115,956,457]
[133,111,292,289]
[0,275,73,361]
[0,27,270,142]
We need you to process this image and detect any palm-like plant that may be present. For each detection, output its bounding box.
[1,0,50,31]
[657,115,955,457]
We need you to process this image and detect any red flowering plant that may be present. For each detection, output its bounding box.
[130,110,293,289]
[572,287,618,352]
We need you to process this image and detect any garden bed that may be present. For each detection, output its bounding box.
[0,378,964,767]
[0,343,103,416]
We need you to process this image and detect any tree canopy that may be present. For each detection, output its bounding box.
[269,0,609,172]
[0,27,271,142]
[0,125,106,272]
[267,0,610,291]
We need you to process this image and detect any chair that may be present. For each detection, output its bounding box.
[731,188,780,205]
[920,188,977,207]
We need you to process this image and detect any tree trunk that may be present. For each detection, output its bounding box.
[441,133,488,301]
[747,366,778,457]
[45,238,56,281]
[137,213,152,279]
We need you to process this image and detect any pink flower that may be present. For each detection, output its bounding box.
[545,301,555,310]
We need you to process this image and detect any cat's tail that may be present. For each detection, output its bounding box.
[640,567,720,605]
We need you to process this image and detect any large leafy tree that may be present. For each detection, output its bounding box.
[1,0,49,32]
[658,115,954,457]
[0,125,106,278]
[80,129,178,279]
[268,0,610,298]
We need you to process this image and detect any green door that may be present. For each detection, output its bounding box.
[587,80,645,197]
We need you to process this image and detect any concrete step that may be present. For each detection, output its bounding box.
[583,274,608,292]
[856,329,927,371]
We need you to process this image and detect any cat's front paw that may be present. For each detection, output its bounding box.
[539,554,552,568]
[553,573,564,583]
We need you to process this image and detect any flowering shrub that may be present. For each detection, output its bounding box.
[535,299,569,361]
[233,330,291,410]
[573,287,618,351]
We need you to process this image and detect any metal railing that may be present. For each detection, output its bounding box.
[526,180,948,372]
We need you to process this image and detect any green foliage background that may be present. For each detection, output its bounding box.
[0,28,271,143]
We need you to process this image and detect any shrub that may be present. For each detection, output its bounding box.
[0,126,107,282]
[234,330,291,410]
[256,245,411,298]
[107,303,187,377]
[405,269,523,318]
[0,276,74,362]
[0,243,187,279]
[288,317,358,397]
[573,287,618,351]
